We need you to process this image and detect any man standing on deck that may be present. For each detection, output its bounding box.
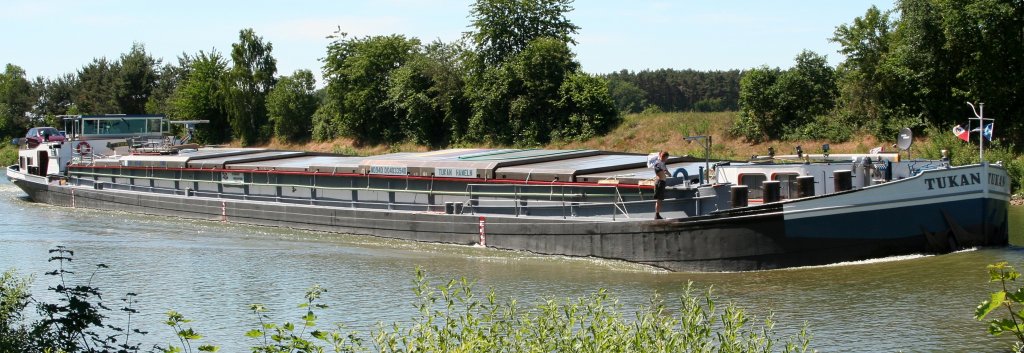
[649,151,669,219]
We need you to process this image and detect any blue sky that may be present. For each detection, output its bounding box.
[2,0,894,82]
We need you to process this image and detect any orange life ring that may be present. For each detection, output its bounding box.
[76,141,92,155]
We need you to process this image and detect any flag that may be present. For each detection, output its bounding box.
[953,124,970,142]
[983,123,994,142]
[869,146,883,154]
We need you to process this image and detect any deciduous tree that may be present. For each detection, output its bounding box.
[0,64,34,137]
[227,28,277,146]
[469,0,579,67]
[267,69,317,142]
[170,51,230,144]
[319,31,419,144]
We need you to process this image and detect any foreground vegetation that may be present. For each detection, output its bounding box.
[977,262,1024,353]
[0,247,814,353]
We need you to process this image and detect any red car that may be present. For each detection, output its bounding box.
[25,127,66,146]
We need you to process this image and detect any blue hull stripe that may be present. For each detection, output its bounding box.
[784,197,1004,239]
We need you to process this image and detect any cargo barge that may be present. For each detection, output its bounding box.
[6,115,1011,271]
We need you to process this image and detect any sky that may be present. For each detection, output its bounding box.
[1,0,895,83]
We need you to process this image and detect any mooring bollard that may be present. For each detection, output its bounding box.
[762,180,781,203]
[730,185,749,208]
[833,170,853,192]
[797,176,815,198]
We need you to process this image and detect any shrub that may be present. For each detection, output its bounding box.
[0,269,33,351]
[976,262,1024,353]
[0,144,16,166]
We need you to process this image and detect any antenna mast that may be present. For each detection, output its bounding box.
[967,102,993,162]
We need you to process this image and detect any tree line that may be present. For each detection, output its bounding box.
[735,0,1023,148]
[0,0,620,148]
[2,0,1020,152]
[605,69,742,114]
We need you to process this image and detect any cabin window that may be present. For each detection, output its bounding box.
[773,173,799,199]
[739,174,767,199]
[80,117,164,137]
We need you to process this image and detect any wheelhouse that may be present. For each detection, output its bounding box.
[62,114,167,140]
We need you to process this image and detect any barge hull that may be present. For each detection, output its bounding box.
[10,166,1007,272]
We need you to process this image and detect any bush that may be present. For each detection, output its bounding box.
[0,269,33,351]
[977,262,1024,353]
[0,247,145,353]
[0,144,16,167]
[5,249,816,352]
[211,268,814,353]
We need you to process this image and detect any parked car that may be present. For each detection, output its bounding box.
[25,127,66,146]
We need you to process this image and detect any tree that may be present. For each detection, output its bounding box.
[605,75,647,114]
[508,37,578,144]
[227,28,277,146]
[776,50,837,133]
[320,31,420,144]
[31,73,77,125]
[466,37,579,145]
[169,51,231,144]
[556,72,619,140]
[266,69,318,142]
[735,66,782,142]
[0,64,35,137]
[74,57,119,115]
[734,51,836,141]
[829,0,1024,144]
[932,0,1024,146]
[385,40,472,147]
[146,61,186,115]
[114,42,160,114]
[469,0,580,67]
[831,5,894,130]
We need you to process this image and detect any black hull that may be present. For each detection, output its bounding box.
[8,176,972,272]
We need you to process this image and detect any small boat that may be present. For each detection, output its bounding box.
[6,115,1011,271]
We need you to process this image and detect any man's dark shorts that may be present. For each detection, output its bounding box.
[654,179,666,200]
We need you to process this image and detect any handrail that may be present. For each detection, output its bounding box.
[64,174,644,221]
[62,161,681,221]
[68,169,646,200]
[465,183,633,219]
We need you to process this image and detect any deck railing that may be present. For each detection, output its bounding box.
[63,170,650,221]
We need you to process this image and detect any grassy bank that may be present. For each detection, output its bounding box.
[249,111,1023,194]
[282,111,1004,163]
[258,112,890,160]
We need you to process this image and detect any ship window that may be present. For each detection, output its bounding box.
[773,173,799,199]
[83,119,99,134]
[81,117,163,136]
[739,174,766,199]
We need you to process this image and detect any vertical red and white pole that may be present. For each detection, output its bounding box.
[478,216,487,247]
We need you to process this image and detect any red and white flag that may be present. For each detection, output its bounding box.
[953,125,970,142]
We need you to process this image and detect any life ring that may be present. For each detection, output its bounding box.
[76,141,92,155]
[672,168,689,179]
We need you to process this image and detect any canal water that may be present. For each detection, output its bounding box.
[1,178,1022,352]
